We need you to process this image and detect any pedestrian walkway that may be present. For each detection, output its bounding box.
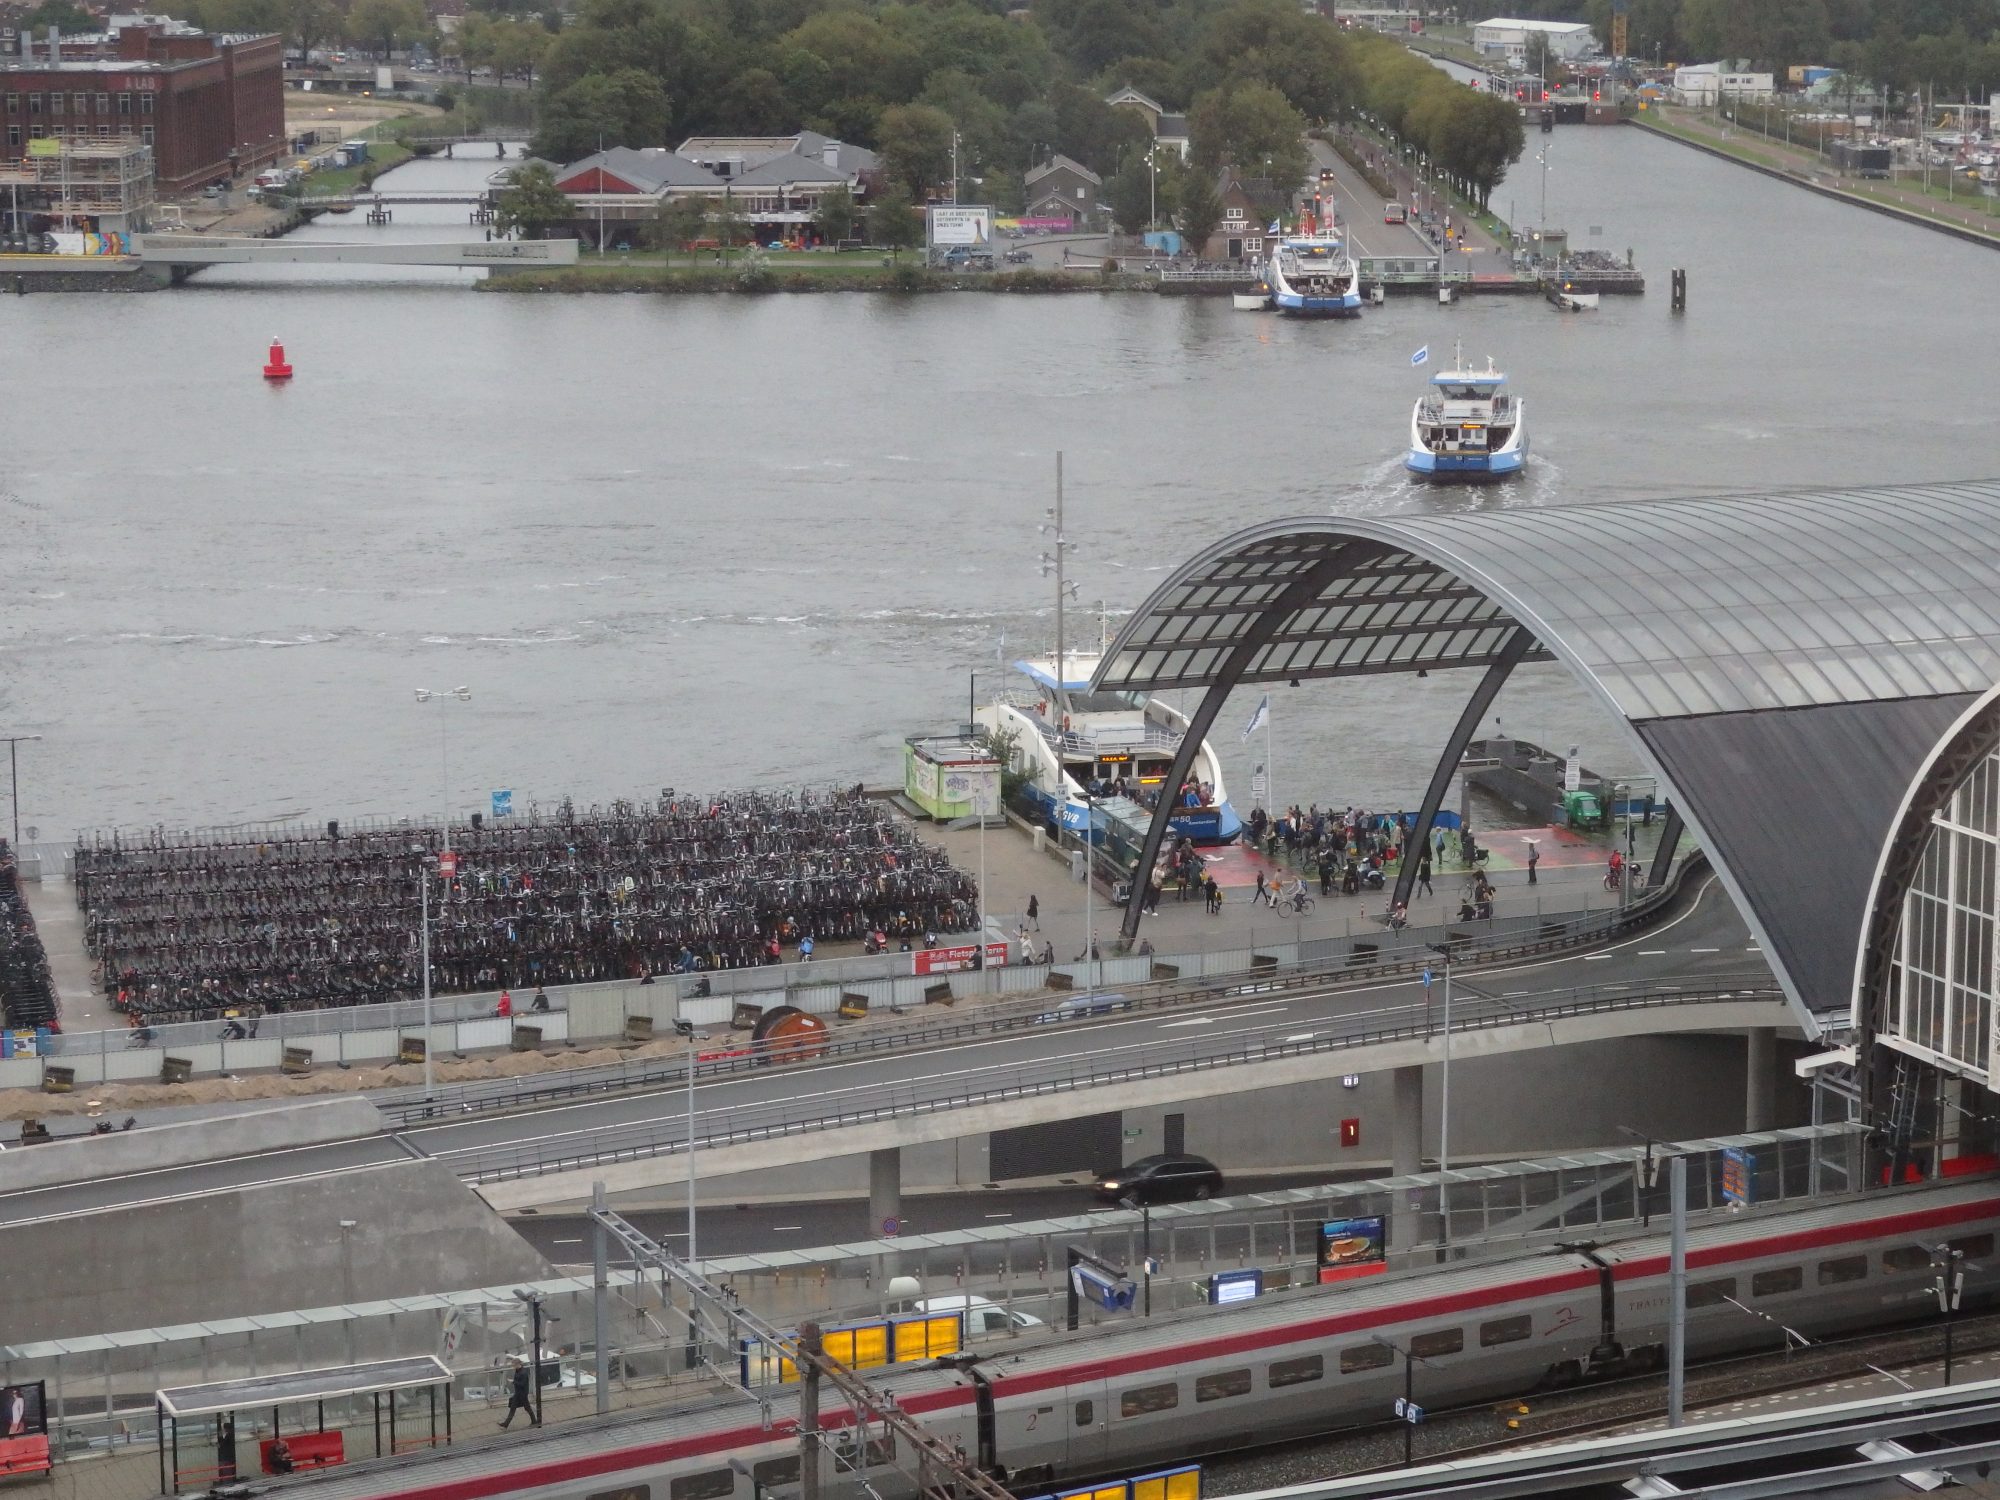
[914,813,1667,966]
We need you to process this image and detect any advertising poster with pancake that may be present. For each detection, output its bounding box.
[1317,1216,1387,1284]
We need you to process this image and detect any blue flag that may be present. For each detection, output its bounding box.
[1240,694,1270,742]
[1411,346,1429,366]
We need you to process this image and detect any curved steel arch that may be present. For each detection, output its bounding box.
[1090,484,2000,1029]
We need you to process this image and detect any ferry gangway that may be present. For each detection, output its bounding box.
[374,877,1712,1128]
[442,979,1786,1183]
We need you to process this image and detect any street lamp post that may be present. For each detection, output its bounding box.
[675,1018,700,1265]
[413,686,472,848]
[1427,943,1453,1244]
[1,734,42,853]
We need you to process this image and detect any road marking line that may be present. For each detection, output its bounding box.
[552,1238,582,1244]
[1583,953,1612,960]
[1284,1033,1318,1044]
[1159,1018,1214,1028]
[1638,950,1666,956]
[1690,947,1720,953]
[985,1212,1013,1219]
[773,1225,802,1232]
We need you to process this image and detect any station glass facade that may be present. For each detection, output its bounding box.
[1887,749,2000,1084]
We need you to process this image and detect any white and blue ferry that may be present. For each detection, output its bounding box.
[975,655,1243,845]
[1405,340,1528,480]
[1266,233,1362,317]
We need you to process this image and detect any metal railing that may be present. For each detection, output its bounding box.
[378,870,1710,1130]
[450,978,1785,1183]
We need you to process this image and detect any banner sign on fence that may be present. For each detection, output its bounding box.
[913,942,1009,975]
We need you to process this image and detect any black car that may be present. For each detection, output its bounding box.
[1095,1153,1224,1205]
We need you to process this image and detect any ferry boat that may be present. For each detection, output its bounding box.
[1405,340,1527,481]
[975,655,1242,845]
[1265,233,1362,317]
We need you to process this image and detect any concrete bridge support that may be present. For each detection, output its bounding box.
[869,1147,902,1234]
[1745,1027,1777,1133]
[1391,1064,1424,1252]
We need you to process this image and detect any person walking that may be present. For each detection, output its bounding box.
[495,989,513,1018]
[1416,854,1434,899]
[1526,840,1540,885]
[1253,871,1269,908]
[1204,874,1221,914]
[499,1358,539,1429]
[1026,893,1040,931]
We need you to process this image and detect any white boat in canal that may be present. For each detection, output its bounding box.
[1233,284,1272,311]
[1405,339,1527,482]
[1266,233,1362,317]
[1549,286,1600,311]
[975,654,1243,845]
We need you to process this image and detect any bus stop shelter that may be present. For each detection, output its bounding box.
[155,1355,453,1492]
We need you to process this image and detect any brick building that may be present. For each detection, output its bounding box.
[0,20,284,193]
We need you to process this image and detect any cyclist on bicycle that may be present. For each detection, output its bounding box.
[1283,874,1310,912]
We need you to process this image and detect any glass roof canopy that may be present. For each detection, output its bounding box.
[1090,481,2000,1032]
[1091,483,2000,721]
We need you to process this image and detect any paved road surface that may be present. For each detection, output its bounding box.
[0,877,1764,1226]
[512,1169,1360,1262]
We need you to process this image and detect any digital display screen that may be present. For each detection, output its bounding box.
[1,1383,46,1438]
[1209,1269,1263,1305]
[1317,1216,1386,1269]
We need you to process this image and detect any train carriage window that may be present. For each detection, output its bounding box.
[1074,1401,1094,1427]
[670,1473,735,1500]
[1479,1316,1532,1348]
[1687,1278,1736,1308]
[1953,1233,1995,1260]
[1196,1369,1253,1402]
[1817,1255,1868,1286]
[1120,1383,1180,1417]
[1409,1328,1465,1359]
[588,1489,650,1500]
[1339,1344,1395,1374]
[1751,1266,1804,1297]
[1269,1355,1324,1387]
[753,1458,800,1489]
[1883,1245,1932,1274]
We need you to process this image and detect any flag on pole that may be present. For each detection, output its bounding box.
[1411,346,1430,366]
[1267,219,1281,234]
[1240,694,1270,742]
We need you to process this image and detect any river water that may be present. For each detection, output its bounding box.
[3,129,1999,840]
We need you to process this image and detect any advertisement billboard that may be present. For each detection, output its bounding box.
[2,1380,47,1437]
[928,205,993,246]
[912,941,1009,975]
[1317,1215,1388,1284]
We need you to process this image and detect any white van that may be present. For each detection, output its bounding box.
[912,1294,1044,1337]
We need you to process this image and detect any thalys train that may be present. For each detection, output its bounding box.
[278,1180,2000,1500]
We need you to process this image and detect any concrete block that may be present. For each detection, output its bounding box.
[0,1096,385,1196]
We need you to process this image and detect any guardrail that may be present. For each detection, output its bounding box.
[451,978,1784,1183]
[381,867,1711,1130]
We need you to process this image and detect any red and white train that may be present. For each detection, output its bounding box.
[282,1180,2000,1500]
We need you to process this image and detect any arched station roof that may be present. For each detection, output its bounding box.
[1092,481,2000,1032]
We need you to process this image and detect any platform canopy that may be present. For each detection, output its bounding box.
[1091,481,2000,1032]
[156,1356,452,1419]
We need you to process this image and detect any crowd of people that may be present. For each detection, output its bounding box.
[75,788,980,1023]
[0,841,58,1031]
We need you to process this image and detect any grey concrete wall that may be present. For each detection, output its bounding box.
[0,1096,383,1195]
[585,1031,1809,1213]
[0,1159,551,1344]
[484,999,1796,1210]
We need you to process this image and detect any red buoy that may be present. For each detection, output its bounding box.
[262,337,293,381]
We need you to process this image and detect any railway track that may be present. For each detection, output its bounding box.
[1201,1309,2000,1493]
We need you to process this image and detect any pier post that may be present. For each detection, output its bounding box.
[1745,1027,1776,1133]
[1671,267,1686,312]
